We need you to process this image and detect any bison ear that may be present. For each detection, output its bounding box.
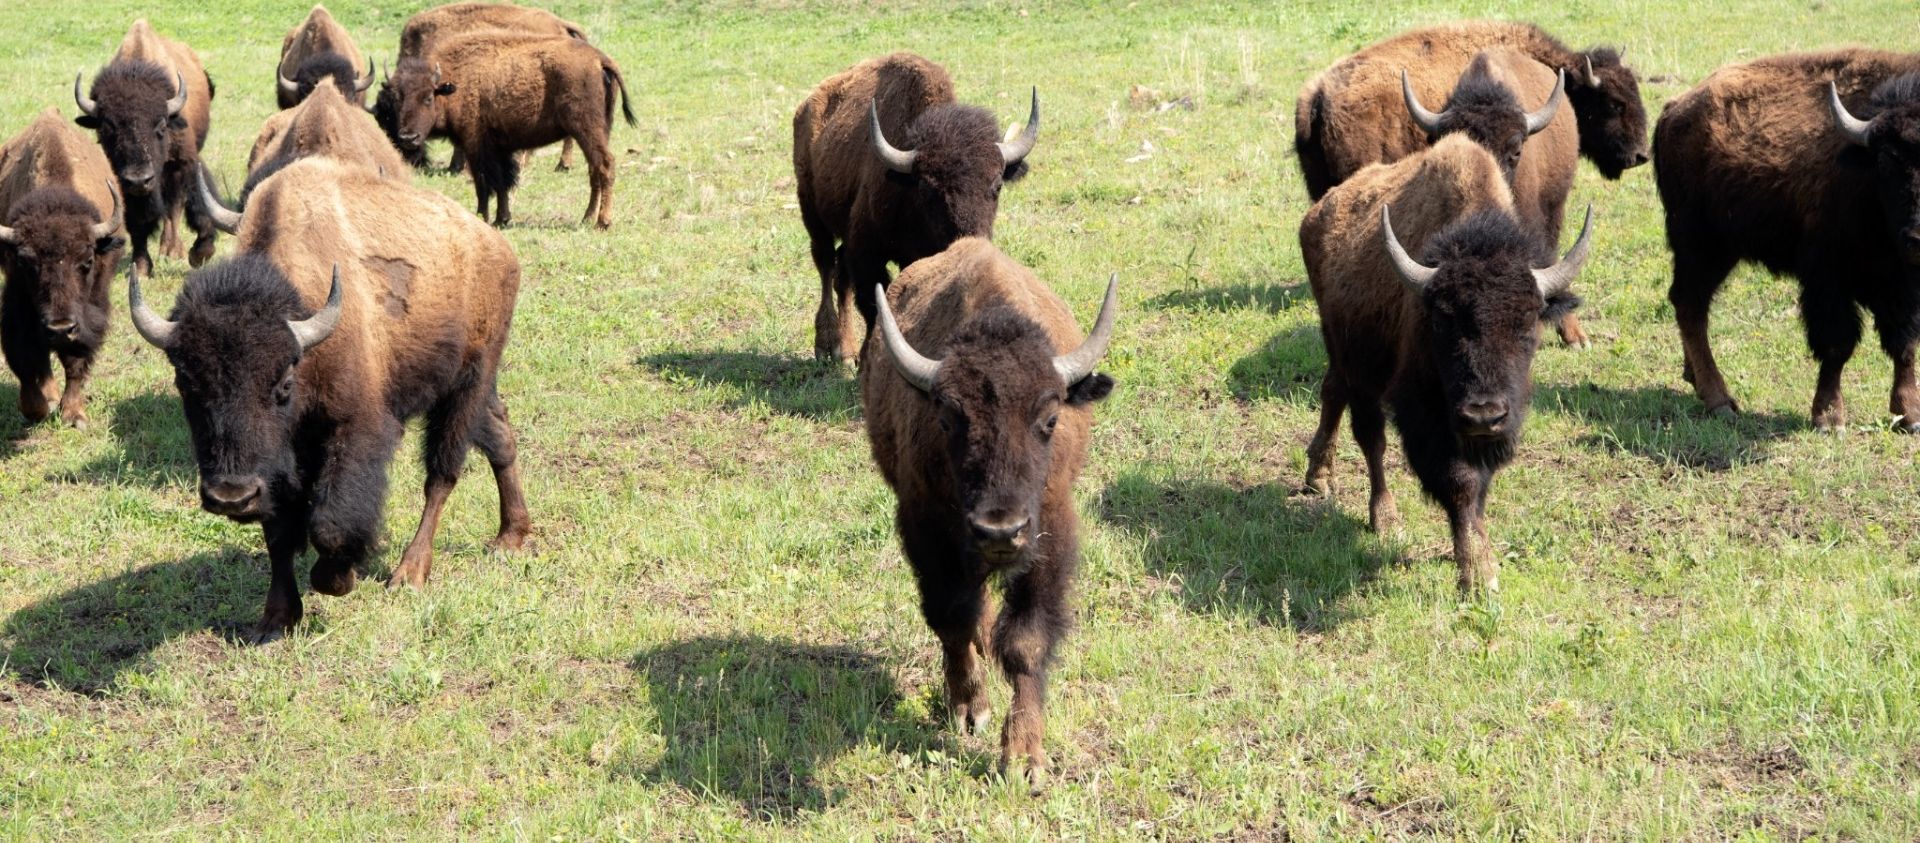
[168,114,189,131]
[1002,159,1030,183]
[1066,372,1114,406]
[434,82,457,97]
[95,235,126,255]
[74,114,100,130]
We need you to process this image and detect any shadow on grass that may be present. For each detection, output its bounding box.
[639,350,859,421]
[1146,281,1309,314]
[0,381,27,458]
[1098,472,1393,631]
[58,391,195,489]
[1536,382,1802,471]
[628,636,945,822]
[1,549,259,695]
[1227,323,1326,405]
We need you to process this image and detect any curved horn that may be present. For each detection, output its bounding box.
[869,100,917,174]
[1401,69,1446,135]
[355,57,377,94]
[1532,204,1595,299]
[195,167,242,234]
[1053,273,1119,386]
[73,72,97,117]
[1524,69,1566,135]
[1381,205,1438,293]
[166,71,188,117]
[278,69,300,97]
[997,87,1040,165]
[1829,82,1873,147]
[90,181,121,239]
[287,266,343,352]
[873,284,939,391]
[127,263,177,349]
[0,221,16,246]
[1583,55,1598,89]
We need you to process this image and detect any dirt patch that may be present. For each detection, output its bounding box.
[1345,781,1449,838]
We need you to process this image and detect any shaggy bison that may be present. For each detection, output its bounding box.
[134,157,531,640]
[1655,51,1920,431]
[385,31,635,228]
[1300,134,1594,592]
[795,52,1040,362]
[0,109,124,426]
[861,237,1115,790]
[238,83,410,191]
[276,4,372,108]
[75,18,217,272]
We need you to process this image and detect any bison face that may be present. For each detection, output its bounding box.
[76,63,188,199]
[284,53,374,106]
[1404,62,1562,187]
[876,102,1036,252]
[386,57,454,154]
[0,194,121,349]
[1831,77,1920,263]
[1568,49,1649,179]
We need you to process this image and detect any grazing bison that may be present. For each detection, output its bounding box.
[133,157,531,640]
[385,31,635,228]
[1655,51,1920,432]
[861,237,1115,790]
[1299,134,1593,592]
[276,4,373,108]
[376,2,586,172]
[240,83,409,188]
[75,18,217,272]
[794,52,1039,362]
[0,109,124,426]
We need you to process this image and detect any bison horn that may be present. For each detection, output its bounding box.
[355,57,377,94]
[73,71,97,117]
[1381,205,1438,292]
[1401,70,1446,135]
[128,263,177,349]
[1053,273,1119,386]
[90,181,121,240]
[1524,69,1566,135]
[874,283,940,392]
[196,167,243,234]
[0,221,16,246]
[1829,82,1873,147]
[166,71,188,117]
[1532,205,1594,299]
[287,266,343,352]
[869,101,917,174]
[278,70,300,97]
[1582,56,1598,89]
[997,87,1041,166]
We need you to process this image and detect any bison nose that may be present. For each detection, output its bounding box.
[120,169,155,193]
[45,318,76,338]
[201,477,265,518]
[398,131,421,145]
[969,512,1030,549]
[1630,150,1650,167]
[1459,399,1510,435]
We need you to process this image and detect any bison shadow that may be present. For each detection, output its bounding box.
[1146,281,1309,315]
[638,350,860,421]
[1098,472,1394,631]
[1,549,261,695]
[626,636,947,821]
[1535,382,1800,471]
[60,391,196,489]
[0,381,27,457]
[1227,323,1327,405]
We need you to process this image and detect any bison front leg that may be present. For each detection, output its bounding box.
[1801,284,1860,431]
[393,391,485,587]
[1302,373,1348,496]
[1670,249,1740,416]
[556,138,576,172]
[1446,480,1498,593]
[254,509,313,644]
[1,314,54,423]
[994,568,1068,793]
[905,528,993,735]
[183,164,219,268]
[1552,311,1590,349]
[55,351,94,428]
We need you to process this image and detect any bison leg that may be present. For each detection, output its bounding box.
[1801,284,1861,431]
[448,147,466,175]
[1669,249,1740,415]
[255,509,313,643]
[473,392,532,551]
[306,424,393,597]
[1,309,53,423]
[184,164,219,268]
[1864,288,1920,432]
[1303,373,1348,496]
[1553,311,1590,349]
[845,252,890,363]
[800,208,842,361]
[55,351,93,428]
[126,211,159,278]
[556,137,576,171]
[1446,481,1497,593]
[1349,399,1397,534]
[158,181,186,261]
[904,525,993,735]
[994,562,1069,793]
[392,389,485,588]
[583,132,616,230]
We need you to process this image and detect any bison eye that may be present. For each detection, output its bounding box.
[1041,414,1058,437]
[78,258,93,274]
[274,376,294,406]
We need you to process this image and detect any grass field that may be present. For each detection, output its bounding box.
[1,0,1918,838]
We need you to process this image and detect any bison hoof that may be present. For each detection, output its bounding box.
[189,241,215,269]
[998,752,1051,794]
[1300,474,1331,497]
[62,411,88,430]
[1707,401,1740,420]
[488,529,530,554]
[1893,416,1920,434]
[952,701,992,735]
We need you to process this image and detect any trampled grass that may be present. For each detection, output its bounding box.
[2,1,1918,839]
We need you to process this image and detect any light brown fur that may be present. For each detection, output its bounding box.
[277,4,365,106]
[399,2,584,59]
[0,109,119,224]
[246,84,410,180]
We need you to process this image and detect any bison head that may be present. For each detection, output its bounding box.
[874,276,1116,564]
[1567,48,1649,179]
[0,186,122,348]
[1402,59,1562,185]
[1383,206,1591,454]
[870,91,1038,250]
[75,61,189,200]
[128,255,343,522]
[280,53,375,106]
[1831,75,1920,263]
[384,57,455,157]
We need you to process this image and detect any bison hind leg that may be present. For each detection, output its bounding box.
[473,391,532,552]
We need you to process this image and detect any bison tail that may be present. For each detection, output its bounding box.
[605,64,638,129]
[1293,87,1334,201]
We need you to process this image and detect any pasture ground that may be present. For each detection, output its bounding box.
[2,1,1918,839]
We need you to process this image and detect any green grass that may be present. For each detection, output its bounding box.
[3,0,1919,839]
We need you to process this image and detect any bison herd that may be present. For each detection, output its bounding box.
[1,6,1917,793]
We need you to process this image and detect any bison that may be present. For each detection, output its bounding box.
[276,4,373,108]
[794,52,1039,362]
[384,31,635,228]
[1655,51,1920,432]
[861,237,1116,790]
[376,2,586,172]
[239,82,410,190]
[75,18,217,272]
[0,109,124,426]
[1299,134,1593,592]
[132,156,531,640]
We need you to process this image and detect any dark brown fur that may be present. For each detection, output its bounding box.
[276,4,366,108]
[861,238,1113,790]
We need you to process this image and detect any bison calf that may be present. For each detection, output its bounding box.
[862,237,1116,790]
[1300,135,1593,591]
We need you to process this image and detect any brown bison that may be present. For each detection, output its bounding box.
[385,31,635,228]
[1300,134,1593,592]
[862,237,1115,790]
[133,157,531,640]
[376,2,586,172]
[238,83,410,191]
[75,18,217,272]
[794,52,1039,362]
[1655,51,1920,432]
[0,109,124,426]
[276,4,373,108]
